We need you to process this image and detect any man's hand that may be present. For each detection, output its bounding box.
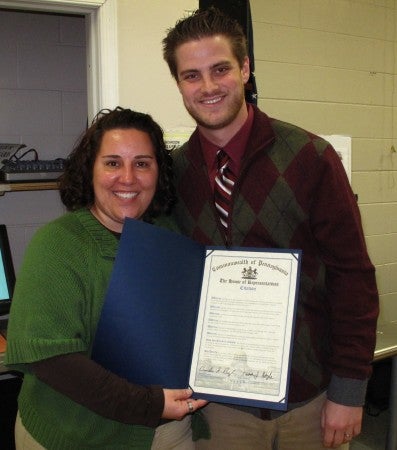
[321,399,363,448]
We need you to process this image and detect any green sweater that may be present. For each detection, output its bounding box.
[5,210,155,449]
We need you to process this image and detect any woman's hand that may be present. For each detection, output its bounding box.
[162,388,208,420]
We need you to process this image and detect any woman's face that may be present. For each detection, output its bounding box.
[90,128,159,233]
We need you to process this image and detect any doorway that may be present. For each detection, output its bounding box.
[0,1,118,273]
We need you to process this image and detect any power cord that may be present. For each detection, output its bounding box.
[8,145,38,162]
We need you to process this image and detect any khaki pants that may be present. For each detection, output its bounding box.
[15,412,45,450]
[196,393,350,450]
[15,411,194,450]
[152,416,194,449]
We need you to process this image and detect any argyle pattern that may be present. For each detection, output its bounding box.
[171,107,378,404]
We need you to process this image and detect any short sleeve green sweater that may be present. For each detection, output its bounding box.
[5,209,155,449]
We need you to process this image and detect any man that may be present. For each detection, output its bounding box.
[162,7,379,450]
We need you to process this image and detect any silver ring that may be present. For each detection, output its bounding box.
[344,433,352,439]
[187,401,194,413]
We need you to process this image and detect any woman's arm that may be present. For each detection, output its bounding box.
[31,352,164,428]
[31,352,206,427]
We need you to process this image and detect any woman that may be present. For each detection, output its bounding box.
[5,107,207,449]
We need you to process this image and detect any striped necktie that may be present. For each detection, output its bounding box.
[214,149,236,230]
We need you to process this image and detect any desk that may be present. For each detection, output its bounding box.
[0,333,6,366]
[374,321,397,450]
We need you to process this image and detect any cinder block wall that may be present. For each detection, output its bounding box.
[251,0,397,324]
[0,10,87,271]
[1,2,396,324]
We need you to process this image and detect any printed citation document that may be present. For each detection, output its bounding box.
[92,219,301,410]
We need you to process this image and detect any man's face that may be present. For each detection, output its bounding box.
[175,35,250,136]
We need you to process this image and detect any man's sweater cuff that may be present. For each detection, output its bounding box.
[327,375,368,406]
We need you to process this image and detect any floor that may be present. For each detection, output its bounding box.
[350,358,392,450]
[351,403,390,450]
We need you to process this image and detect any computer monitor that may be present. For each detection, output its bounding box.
[0,225,15,316]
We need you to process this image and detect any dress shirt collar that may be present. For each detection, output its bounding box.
[200,103,254,176]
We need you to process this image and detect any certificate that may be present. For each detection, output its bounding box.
[92,219,301,410]
[189,250,300,408]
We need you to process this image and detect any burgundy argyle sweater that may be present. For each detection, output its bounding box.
[172,105,379,405]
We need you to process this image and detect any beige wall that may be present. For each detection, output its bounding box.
[117,0,197,129]
[117,0,397,324]
[250,0,397,324]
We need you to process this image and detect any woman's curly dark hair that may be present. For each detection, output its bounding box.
[59,106,175,222]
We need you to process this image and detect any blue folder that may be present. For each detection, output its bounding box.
[92,218,205,389]
[92,218,300,409]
